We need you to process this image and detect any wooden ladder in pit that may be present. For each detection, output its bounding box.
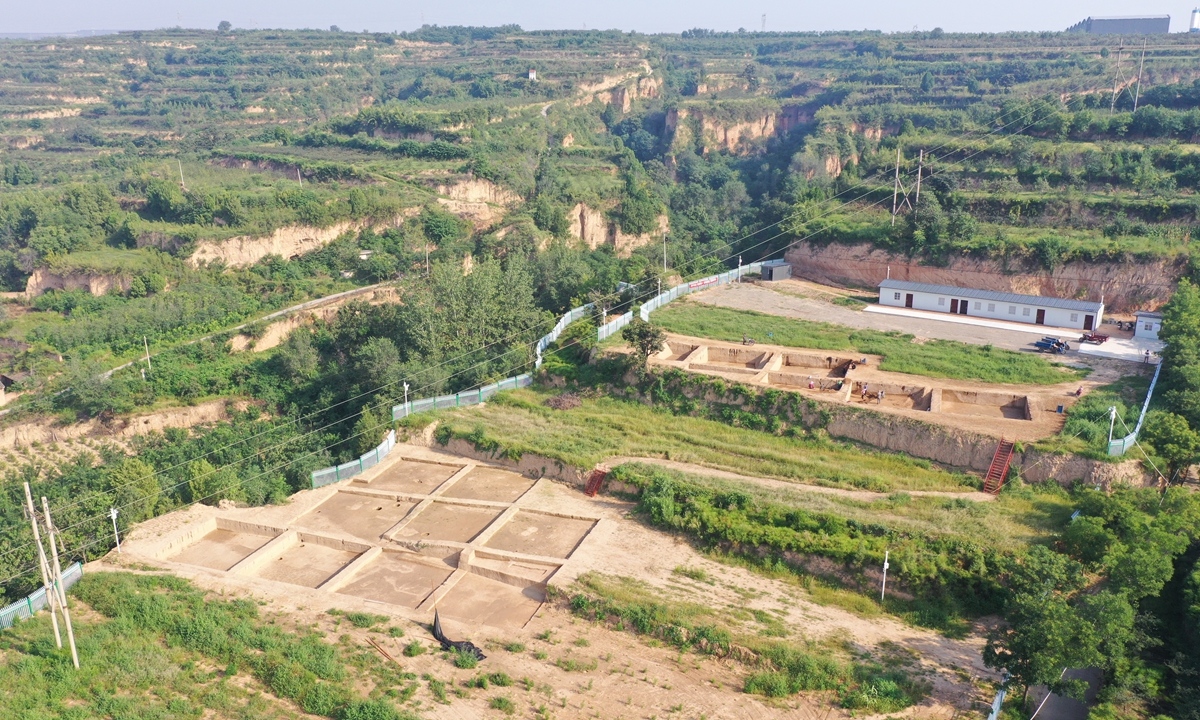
[984,439,1015,495]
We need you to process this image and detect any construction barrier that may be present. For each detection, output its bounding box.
[312,430,396,488]
[0,561,83,630]
[537,303,594,369]
[638,262,764,323]
[1108,359,1162,456]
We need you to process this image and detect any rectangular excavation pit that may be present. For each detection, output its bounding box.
[848,382,932,410]
[337,549,457,609]
[471,553,560,585]
[782,352,854,378]
[436,572,545,630]
[940,390,1031,420]
[168,526,280,571]
[482,510,597,559]
[657,341,700,362]
[356,458,463,495]
[770,371,848,392]
[703,346,771,369]
[250,534,365,588]
[294,492,417,542]
[392,502,504,544]
[440,466,536,503]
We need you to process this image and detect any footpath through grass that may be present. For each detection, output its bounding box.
[433,388,976,493]
[654,302,1087,386]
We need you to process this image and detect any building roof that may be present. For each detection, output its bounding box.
[1135,311,1163,319]
[878,279,1105,313]
[761,259,789,267]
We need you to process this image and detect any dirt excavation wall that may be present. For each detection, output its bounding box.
[784,241,1186,312]
[24,269,130,298]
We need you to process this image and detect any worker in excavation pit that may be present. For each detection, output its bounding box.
[878,390,885,405]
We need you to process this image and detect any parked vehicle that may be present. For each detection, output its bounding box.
[1034,338,1071,353]
[1080,333,1109,344]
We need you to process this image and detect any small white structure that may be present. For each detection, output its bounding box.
[1191,8,1200,32]
[528,68,537,81]
[877,279,1104,330]
[1134,311,1162,340]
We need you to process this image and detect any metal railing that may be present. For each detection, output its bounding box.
[1108,359,1162,456]
[0,562,83,630]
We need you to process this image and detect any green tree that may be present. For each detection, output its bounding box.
[1159,279,1200,427]
[106,458,160,522]
[1143,410,1200,482]
[218,20,232,33]
[352,404,387,456]
[186,459,242,506]
[920,72,934,92]
[621,317,666,376]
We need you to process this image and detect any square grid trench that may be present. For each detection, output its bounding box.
[163,453,600,630]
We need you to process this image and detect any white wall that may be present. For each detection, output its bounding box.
[878,288,1102,329]
[1134,318,1162,340]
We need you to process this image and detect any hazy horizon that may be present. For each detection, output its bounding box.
[1,1,1196,37]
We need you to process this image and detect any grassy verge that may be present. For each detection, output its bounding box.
[566,573,930,710]
[654,302,1087,385]
[0,572,416,720]
[430,387,977,493]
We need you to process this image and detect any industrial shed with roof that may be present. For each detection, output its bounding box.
[877,279,1104,330]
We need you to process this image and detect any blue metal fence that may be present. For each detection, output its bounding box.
[1108,359,1162,456]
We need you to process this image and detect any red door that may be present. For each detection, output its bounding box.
[1084,315,1094,330]
[950,299,959,313]
[1035,309,1046,325]
[905,294,913,308]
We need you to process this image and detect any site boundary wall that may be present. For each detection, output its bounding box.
[0,562,83,630]
[1108,359,1162,456]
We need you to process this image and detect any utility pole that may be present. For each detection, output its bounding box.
[880,550,890,602]
[1108,405,1118,446]
[297,168,303,186]
[1110,41,1125,116]
[891,146,901,226]
[23,482,61,649]
[143,336,152,372]
[109,507,121,553]
[663,235,668,271]
[1133,39,1147,112]
[761,14,766,32]
[425,242,430,276]
[178,159,186,191]
[914,149,924,207]
[42,497,79,669]
[403,382,410,418]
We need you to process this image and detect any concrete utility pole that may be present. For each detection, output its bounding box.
[1110,42,1126,116]
[178,159,186,191]
[914,149,924,206]
[143,336,152,372]
[663,235,668,271]
[881,550,890,601]
[110,507,121,553]
[23,482,61,648]
[891,146,901,226]
[1108,405,1118,446]
[1133,40,1147,112]
[403,382,410,417]
[42,497,79,669]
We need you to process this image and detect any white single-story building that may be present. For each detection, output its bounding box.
[1134,311,1162,340]
[877,279,1105,330]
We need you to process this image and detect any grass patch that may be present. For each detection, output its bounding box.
[490,696,516,714]
[437,388,977,494]
[9,572,417,720]
[567,573,928,710]
[402,641,426,657]
[655,302,1086,385]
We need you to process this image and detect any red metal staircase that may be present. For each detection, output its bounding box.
[584,469,607,497]
[984,439,1014,495]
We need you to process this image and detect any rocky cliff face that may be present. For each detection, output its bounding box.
[567,204,669,258]
[188,219,372,268]
[784,241,1184,312]
[665,105,813,154]
[435,177,520,206]
[25,269,130,297]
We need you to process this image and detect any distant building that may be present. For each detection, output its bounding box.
[528,68,537,81]
[1135,311,1163,340]
[877,279,1105,330]
[1065,15,1171,34]
[1192,8,1200,32]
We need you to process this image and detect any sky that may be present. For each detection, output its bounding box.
[0,0,1195,36]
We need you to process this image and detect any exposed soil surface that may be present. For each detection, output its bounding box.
[102,445,1000,720]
